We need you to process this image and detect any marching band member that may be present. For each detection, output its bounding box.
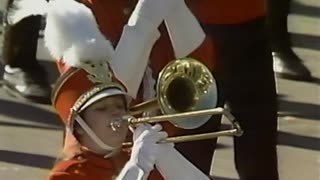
[9,0,217,176]
[78,0,217,176]
[9,0,212,179]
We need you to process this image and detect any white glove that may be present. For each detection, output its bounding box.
[129,124,173,173]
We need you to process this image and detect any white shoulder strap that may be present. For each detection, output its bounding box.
[156,147,210,180]
[164,2,205,58]
[116,160,149,180]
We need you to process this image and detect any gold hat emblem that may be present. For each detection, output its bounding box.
[81,61,113,84]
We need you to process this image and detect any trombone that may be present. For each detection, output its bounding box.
[111,58,243,145]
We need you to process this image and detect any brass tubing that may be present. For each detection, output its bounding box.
[129,99,159,116]
[128,107,225,124]
[122,128,241,146]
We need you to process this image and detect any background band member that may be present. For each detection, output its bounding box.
[1,0,51,103]
[267,0,312,81]
[187,0,279,179]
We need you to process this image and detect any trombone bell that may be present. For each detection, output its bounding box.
[131,58,218,129]
[111,58,243,145]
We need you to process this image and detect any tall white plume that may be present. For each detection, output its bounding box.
[8,0,115,67]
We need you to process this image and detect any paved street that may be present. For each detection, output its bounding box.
[0,0,319,179]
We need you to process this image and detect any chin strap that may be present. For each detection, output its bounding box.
[74,115,119,153]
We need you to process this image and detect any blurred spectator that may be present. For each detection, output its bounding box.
[1,0,51,104]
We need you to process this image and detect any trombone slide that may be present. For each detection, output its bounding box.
[121,107,243,146]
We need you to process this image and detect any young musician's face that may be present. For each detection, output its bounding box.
[81,95,128,149]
